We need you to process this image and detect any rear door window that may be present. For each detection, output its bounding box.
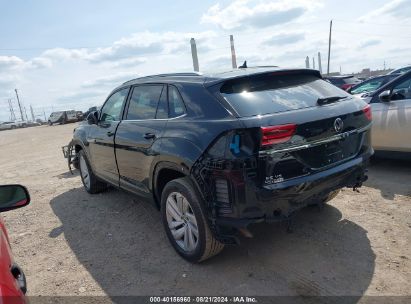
[126,85,164,120]
[168,86,186,118]
[220,73,349,117]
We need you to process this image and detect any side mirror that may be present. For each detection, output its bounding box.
[87,111,99,125]
[0,185,30,212]
[379,90,391,102]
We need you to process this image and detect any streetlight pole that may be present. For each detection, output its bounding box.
[327,20,333,75]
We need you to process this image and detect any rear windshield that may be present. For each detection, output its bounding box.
[343,77,360,84]
[220,73,349,117]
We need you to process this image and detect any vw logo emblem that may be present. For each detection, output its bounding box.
[334,118,344,133]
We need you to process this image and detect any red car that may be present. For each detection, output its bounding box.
[0,185,30,304]
[325,75,362,91]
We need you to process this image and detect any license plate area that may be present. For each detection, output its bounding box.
[292,133,362,169]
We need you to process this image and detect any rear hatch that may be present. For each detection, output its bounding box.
[211,70,372,184]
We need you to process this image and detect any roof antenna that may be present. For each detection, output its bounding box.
[239,60,247,69]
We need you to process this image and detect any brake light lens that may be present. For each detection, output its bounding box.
[341,84,352,91]
[261,124,296,146]
[363,104,372,121]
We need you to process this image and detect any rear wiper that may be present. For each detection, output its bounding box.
[317,96,347,105]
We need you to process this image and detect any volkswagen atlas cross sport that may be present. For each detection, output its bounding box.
[67,68,373,262]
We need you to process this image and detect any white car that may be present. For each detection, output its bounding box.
[0,121,19,130]
[366,70,411,157]
[388,65,411,75]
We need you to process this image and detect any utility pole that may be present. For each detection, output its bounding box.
[43,108,47,121]
[24,106,29,121]
[190,38,200,72]
[312,57,316,70]
[327,20,332,75]
[8,99,16,121]
[230,35,237,69]
[15,89,24,121]
[318,52,323,74]
[30,105,35,121]
[305,56,310,68]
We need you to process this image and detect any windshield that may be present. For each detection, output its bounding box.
[50,112,63,117]
[351,76,395,95]
[220,73,350,117]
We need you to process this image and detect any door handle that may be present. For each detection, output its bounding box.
[107,131,114,137]
[144,133,156,140]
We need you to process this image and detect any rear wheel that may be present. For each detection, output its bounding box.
[161,177,224,263]
[48,121,52,126]
[78,150,107,194]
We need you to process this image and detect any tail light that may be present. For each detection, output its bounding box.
[341,84,352,91]
[363,104,372,121]
[261,124,296,146]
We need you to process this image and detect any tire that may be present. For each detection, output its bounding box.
[78,150,107,194]
[11,125,16,129]
[48,121,52,126]
[161,177,224,263]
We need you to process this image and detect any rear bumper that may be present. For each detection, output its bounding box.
[215,151,371,230]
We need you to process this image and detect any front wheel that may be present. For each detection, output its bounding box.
[78,150,107,194]
[161,177,224,263]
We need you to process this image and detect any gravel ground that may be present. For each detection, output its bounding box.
[0,123,410,300]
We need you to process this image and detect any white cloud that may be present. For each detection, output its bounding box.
[201,0,321,30]
[27,57,53,69]
[358,39,381,49]
[262,32,305,46]
[81,72,139,89]
[0,56,25,70]
[41,48,89,61]
[37,31,216,65]
[359,0,411,21]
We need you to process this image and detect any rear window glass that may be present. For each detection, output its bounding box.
[220,73,349,117]
[343,77,360,84]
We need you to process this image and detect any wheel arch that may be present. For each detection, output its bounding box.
[152,162,189,209]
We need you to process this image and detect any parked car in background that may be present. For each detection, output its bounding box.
[387,65,411,75]
[348,74,401,101]
[67,68,372,262]
[366,70,411,158]
[0,121,19,131]
[48,110,78,125]
[82,106,99,120]
[0,184,31,303]
[75,111,84,121]
[325,75,361,91]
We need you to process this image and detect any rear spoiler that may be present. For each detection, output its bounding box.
[204,68,322,88]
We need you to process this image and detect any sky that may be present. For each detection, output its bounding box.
[1,0,411,121]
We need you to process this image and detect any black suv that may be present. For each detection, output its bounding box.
[69,68,373,262]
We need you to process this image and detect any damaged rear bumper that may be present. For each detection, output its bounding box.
[212,152,370,241]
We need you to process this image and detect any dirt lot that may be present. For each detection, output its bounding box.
[0,124,410,299]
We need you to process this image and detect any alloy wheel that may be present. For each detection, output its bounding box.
[165,192,199,252]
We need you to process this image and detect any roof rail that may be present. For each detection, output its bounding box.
[122,72,202,85]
